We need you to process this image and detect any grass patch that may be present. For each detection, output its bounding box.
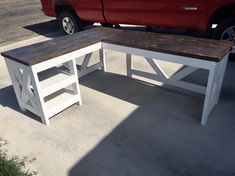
[0,139,37,176]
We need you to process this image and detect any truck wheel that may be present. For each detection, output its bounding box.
[59,12,83,35]
[214,18,235,45]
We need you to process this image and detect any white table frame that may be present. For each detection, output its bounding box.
[4,41,229,125]
[102,43,229,125]
[4,42,101,125]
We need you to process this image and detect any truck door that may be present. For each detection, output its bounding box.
[102,0,141,24]
[73,0,104,22]
[140,0,207,30]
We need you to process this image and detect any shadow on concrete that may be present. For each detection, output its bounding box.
[80,70,204,109]
[23,22,192,39]
[69,68,235,176]
[23,20,63,37]
[23,20,206,40]
[0,85,42,123]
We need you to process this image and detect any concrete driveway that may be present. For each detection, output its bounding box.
[1,34,235,175]
[0,0,58,47]
[0,1,235,176]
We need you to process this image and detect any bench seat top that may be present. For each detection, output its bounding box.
[1,27,233,66]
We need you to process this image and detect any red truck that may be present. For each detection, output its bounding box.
[40,0,235,43]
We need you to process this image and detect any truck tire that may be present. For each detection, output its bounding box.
[214,18,235,45]
[59,12,83,35]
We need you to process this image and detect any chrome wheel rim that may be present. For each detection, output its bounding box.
[221,26,235,44]
[62,17,75,34]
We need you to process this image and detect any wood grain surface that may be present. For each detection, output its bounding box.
[103,30,233,62]
[1,27,233,66]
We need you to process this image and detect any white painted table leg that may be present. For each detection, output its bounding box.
[201,52,229,125]
[215,53,229,105]
[30,67,49,125]
[126,54,132,78]
[71,58,82,106]
[4,58,49,125]
[77,52,103,78]
[201,64,216,125]
[4,59,26,111]
[99,49,106,72]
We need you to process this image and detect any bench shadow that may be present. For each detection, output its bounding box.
[0,85,42,123]
[69,70,235,176]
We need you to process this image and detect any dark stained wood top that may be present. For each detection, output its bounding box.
[102,30,233,62]
[1,27,121,66]
[1,27,233,66]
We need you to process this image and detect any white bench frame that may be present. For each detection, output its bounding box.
[4,41,229,125]
[102,43,229,125]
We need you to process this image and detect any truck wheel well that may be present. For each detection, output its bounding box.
[208,3,235,31]
[55,5,77,18]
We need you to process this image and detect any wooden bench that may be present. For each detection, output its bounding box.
[1,27,232,125]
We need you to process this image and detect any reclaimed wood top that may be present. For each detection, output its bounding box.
[103,30,233,62]
[1,27,121,66]
[1,27,233,66]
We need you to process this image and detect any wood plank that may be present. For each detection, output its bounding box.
[1,27,121,66]
[103,30,233,62]
[1,27,233,66]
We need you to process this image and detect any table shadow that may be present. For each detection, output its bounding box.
[69,70,235,176]
[0,85,42,123]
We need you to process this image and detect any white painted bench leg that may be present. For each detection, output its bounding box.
[99,49,106,72]
[77,52,103,78]
[71,59,82,106]
[215,53,229,105]
[201,53,229,125]
[76,49,106,78]
[30,67,50,125]
[201,64,217,125]
[4,59,26,112]
[5,58,49,125]
[126,54,132,78]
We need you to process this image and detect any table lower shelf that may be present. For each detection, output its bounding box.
[44,89,80,118]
